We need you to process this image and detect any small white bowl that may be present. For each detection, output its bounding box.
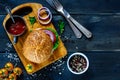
[67,52,89,74]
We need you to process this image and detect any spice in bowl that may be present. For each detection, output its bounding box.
[67,52,89,74]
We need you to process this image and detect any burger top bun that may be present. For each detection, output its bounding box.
[23,30,53,64]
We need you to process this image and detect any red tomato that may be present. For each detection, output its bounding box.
[9,73,17,80]
[1,68,8,77]
[5,62,14,71]
[13,67,22,75]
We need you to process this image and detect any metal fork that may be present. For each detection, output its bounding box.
[46,0,92,38]
[46,0,82,38]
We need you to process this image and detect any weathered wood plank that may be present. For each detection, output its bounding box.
[0,0,120,80]
[1,15,120,52]
[1,0,120,15]
[0,51,120,80]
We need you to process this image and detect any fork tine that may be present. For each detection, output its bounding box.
[46,0,63,10]
[52,0,58,8]
[51,0,59,8]
[46,0,56,9]
[53,0,62,7]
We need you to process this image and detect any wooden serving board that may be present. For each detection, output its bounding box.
[3,3,67,74]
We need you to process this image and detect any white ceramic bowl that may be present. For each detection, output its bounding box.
[67,52,89,74]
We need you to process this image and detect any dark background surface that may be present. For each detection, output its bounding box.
[0,0,120,80]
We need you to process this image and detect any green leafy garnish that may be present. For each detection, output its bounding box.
[46,28,59,50]
[58,20,65,34]
[30,30,33,32]
[29,16,36,27]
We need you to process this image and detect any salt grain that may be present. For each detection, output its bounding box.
[38,73,42,76]
[59,72,62,75]
[31,73,37,77]
[76,46,78,49]
[5,48,10,53]
[52,66,57,69]
[26,77,30,80]
[4,53,20,62]
[24,58,66,79]
[6,43,12,48]
[29,76,32,79]
[50,69,52,71]
[64,36,69,40]
[49,58,66,75]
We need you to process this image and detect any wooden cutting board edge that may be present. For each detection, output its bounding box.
[3,3,67,74]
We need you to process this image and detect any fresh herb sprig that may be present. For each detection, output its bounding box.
[58,20,65,34]
[29,16,36,32]
[29,16,36,27]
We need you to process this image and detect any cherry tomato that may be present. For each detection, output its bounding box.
[25,64,33,73]
[9,73,16,80]
[0,69,2,78]
[1,68,8,77]
[5,62,14,71]
[13,67,22,76]
[3,78,9,80]
[0,77,3,80]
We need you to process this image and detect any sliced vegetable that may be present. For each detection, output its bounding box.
[13,67,22,76]
[5,62,14,71]
[38,7,50,20]
[46,28,59,50]
[38,7,52,25]
[44,30,56,43]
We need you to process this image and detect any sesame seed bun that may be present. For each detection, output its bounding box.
[23,30,53,64]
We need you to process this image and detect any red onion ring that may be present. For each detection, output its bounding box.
[38,7,50,20]
[35,28,56,43]
[38,7,52,25]
[44,30,56,43]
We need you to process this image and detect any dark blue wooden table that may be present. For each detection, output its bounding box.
[0,0,120,80]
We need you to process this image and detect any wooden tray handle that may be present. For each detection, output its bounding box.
[11,3,42,15]
[3,3,43,26]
